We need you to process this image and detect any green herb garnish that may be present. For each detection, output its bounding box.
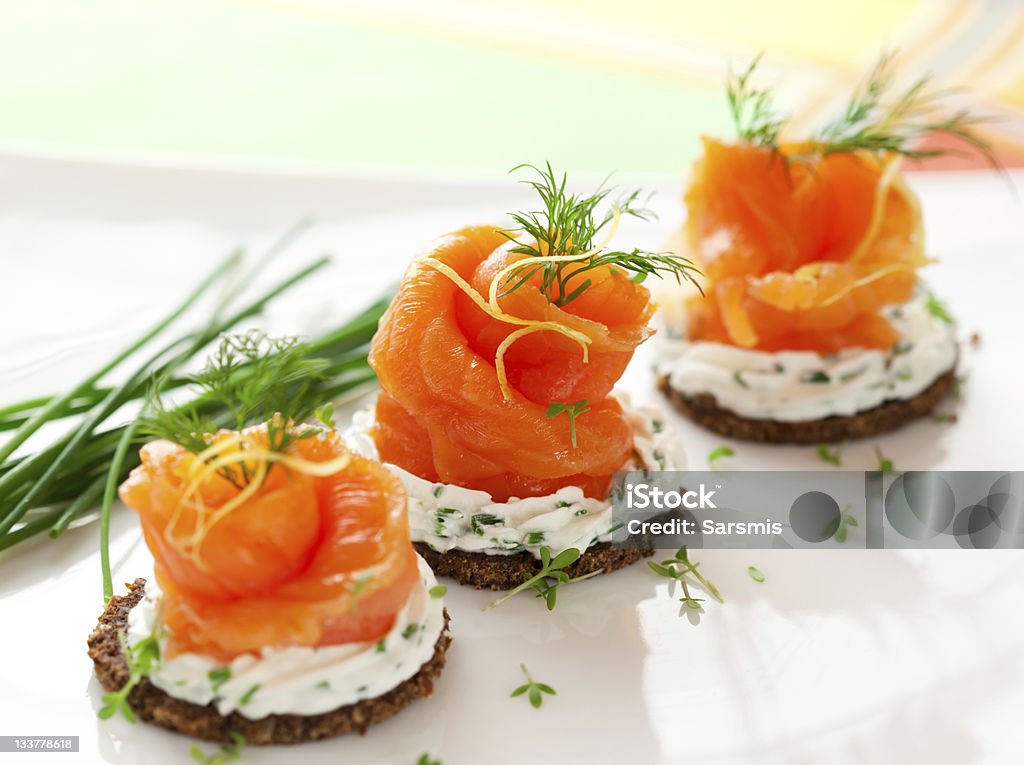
[803,371,831,384]
[729,51,996,165]
[417,753,442,765]
[347,574,373,614]
[429,584,447,599]
[142,331,330,488]
[732,371,749,388]
[874,446,894,473]
[648,547,724,611]
[314,402,336,429]
[190,732,245,765]
[708,445,735,468]
[728,53,788,147]
[208,666,231,694]
[817,444,842,467]
[546,400,590,449]
[98,622,164,723]
[510,664,557,709]
[831,506,859,543]
[485,546,600,611]
[499,163,702,307]
[925,292,954,324]
[747,565,766,583]
[525,531,547,546]
[471,513,504,536]
[238,685,260,707]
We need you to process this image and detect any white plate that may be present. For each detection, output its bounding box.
[1,152,1023,765]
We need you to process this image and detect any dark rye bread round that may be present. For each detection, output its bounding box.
[414,539,653,591]
[657,366,956,444]
[87,579,451,745]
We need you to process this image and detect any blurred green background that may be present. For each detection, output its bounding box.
[0,0,1020,178]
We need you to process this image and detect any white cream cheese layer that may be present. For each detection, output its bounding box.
[127,555,444,719]
[656,289,956,422]
[344,393,686,559]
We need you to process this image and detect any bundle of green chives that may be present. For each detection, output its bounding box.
[0,231,389,596]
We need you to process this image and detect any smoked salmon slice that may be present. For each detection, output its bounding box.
[683,138,925,354]
[119,425,417,661]
[369,225,656,502]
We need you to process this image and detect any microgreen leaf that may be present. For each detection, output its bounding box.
[648,546,724,614]
[97,619,165,724]
[429,584,447,599]
[830,506,859,543]
[747,565,766,583]
[925,292,954,324]
[708,445,735,468]
[190,732,245,765]
[817,444,842,467]
[510,664,556,709]
[485,545,594,610]
[874,446,894,473]
[546,400,590,449]
[417,754,442,765]
[314,402,336,429]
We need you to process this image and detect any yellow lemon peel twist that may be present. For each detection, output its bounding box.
[164,430,351,570]
[420,206,625,401]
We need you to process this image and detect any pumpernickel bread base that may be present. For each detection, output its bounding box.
[414,539,653,591]
[87,579,451,745]
[657,366,956,444]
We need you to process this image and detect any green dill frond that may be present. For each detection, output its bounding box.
[139,384,214,455]
[140,331,330,485]
[499,163,702,307]
[726,50,997,167]
[813,50,997,165]
[727,53,788,147]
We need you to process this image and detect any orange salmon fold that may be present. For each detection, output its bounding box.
[684,137,925,353]
[369,225,656,502]
[119,426,418,661]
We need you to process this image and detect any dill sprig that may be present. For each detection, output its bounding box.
[727,53,788,147]
[727,51,996,165]
[499,163,702,307]
[141,331,330,487]
[815,52,996,164]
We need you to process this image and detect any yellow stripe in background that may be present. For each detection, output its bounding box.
[232,0,920,91]
[534,0,925,66]
[786,0,976,135]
